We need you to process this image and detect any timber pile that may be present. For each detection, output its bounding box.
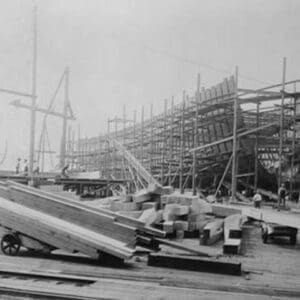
[0,181,138,260]
[0,196,134,260]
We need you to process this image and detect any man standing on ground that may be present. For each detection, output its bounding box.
[23,159,28,176]
[278,183,286,207]
[253,191,262,208]
[15,158,21,174]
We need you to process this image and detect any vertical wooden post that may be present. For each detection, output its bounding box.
[141,106,144,165]
[161,99,167,185]
[254,102,260,192]
[29,5,37,177]
[290,84,297,200]
[122,104,126,179]
[231,66,239,200]
[168,96,174,186]
[150,104,153,173]
[133,110,136,158]
[180,91,186,194]
[193,73,200,195]
[60,67,69,168]
[71,128,75,170]
[278,57,286,194]
[77,124,81,170]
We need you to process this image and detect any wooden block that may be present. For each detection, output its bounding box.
[161,193,198,206]
[164,204,179,214]
[200,219,224,245]
[120,194,133,202]
[176,229,184,240]
[163,221,174,233]
[154,209,163,224]
[190,199,212,214]
[223,239,241,255]
[142,202,156,210]
[162,212,176,221]
[161,186,174,195]
[132,189,152,203]
[110,201,139,212]
[212,204,242,217]
[118,211,143,219]
[174,205,189,216]
[147,253,242,276]
[138,208,157,226]
[223,214,244,254]
[187,213,206,222]
[189,220,209,232]
[174,221,188,231]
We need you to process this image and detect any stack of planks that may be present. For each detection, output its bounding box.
[0,181,149,260]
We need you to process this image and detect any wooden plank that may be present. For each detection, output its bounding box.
[0,197,133,259]
[7,181,165,238]
[147,253,241,276]
[154,238,210,257]
[7,185,136,246]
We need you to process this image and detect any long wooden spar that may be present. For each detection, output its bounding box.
[106,135,162,190]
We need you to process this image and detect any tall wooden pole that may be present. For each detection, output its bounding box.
[254,102,260,192]
[150,104,153,173]
[180,91,186,194]
[193,73,200,195]
[60,66,69,168]
[29,5,37,176]
[161,99,167,184]
[278,57,286,191]
[231,66,238,200]
[168,97,174,186]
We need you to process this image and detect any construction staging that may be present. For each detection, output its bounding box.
[65,72,300,198]
[0,69,299,299]
[0,2,300,300]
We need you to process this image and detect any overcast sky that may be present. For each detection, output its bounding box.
[0,0,299,170]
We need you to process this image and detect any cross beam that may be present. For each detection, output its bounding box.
[11,100,75,120]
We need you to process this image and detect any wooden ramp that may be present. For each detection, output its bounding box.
[0,181,138,260]
[0,197,134,260]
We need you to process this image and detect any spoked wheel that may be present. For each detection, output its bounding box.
[1,233,21,256]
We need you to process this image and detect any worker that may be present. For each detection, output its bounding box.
[33,160,40,174]
[278,183,286,207]
[23,159,28,176]
[15,158,21,174]
[61,164,70,178]
[253,191,262,208]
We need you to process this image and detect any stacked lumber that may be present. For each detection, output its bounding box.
[3,181,166,238]
[0,196,133,260]
[160,195,213,236]
[0,181,138,260]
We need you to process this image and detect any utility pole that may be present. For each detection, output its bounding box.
[29,4,37,177]
[60,66,69,168]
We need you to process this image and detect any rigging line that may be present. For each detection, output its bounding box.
[37,70,66,160]
[111,28,271,85]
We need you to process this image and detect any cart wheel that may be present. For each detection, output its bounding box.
[1,233,21,256]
